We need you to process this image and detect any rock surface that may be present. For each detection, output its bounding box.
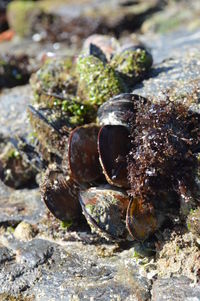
[152,277,200,301]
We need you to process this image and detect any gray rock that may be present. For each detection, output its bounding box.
[0,85,32,138]
[0,181,46,225]
[0,245,13,263]
[152,276,200,301]
[134,29,200,98]
[0,236,151,300]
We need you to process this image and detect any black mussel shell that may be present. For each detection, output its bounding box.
[68,124,102,184]
[97,93,147,127]
[41,168,81,221]
[118,44,147,54]
[79,186,129,240]
[98,125,130,188]
[126,198,158,241]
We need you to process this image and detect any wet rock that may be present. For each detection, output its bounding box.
[0,181,46,225]
[0,233,151,300]
[142,0,200,34]
[7,0,162,42]
[15,239,54,268]
[134,29,200,103]
[152,276,200,301]
[0,85,32,138]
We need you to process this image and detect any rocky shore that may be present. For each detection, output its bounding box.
[0,1,200,300]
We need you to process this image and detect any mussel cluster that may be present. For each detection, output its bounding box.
[2,35,199,242]
[31,91,200,241]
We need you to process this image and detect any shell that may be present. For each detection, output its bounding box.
[67,124,102,184]
[98,125,130,188]
[79,186,129,240]
[126,197,158,241]
[41,167,81,221]
[97,93,147,127]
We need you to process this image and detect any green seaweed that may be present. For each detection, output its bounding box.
[76,55,125,106]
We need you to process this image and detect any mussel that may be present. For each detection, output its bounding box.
[79,186,129,240]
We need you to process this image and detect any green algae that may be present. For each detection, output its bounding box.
[76,55,125,106]
[31,57,77,104]
[110,49,152,85]
[7,1,40,37]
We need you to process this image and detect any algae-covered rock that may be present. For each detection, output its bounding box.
[110,48,153,86]
[77,54,125,106]
[7,0,41,37]
[30,57,77,106]
[30,57,96,142]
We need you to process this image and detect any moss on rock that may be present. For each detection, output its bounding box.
[76,55,125,106]
[110,48,153,85]
[7,1,41,37]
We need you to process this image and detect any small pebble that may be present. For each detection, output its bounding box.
[14,221,35,241]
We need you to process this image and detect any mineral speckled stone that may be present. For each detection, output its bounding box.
[152,277,200,301]
[0,181,46,224]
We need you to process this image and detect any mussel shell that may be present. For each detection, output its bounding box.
[28,105,65,161]
[68,124,102,184]
[41,168,81,221]
[98,125,130,188]
[97,93,147,127]
[79,186,129,240]
[126,198,158,241]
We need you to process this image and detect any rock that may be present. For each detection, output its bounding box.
[7,1,42,37]
[152,276,200,301]
[14,222,35,241]
[110,47,153,87]
[0,236,151,300]
[155,231,200,283]
[134,29,200,106]
[0,181,46,225]
[7,0,162,42]
[83,34,120,61]
[142,1,200,34]
[0,245,13,264]
[0,85,32,138]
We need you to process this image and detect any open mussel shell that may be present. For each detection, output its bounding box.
[126,198,158,241]
[68,124,102,184]
[97,93,147,128]
[41,168,81,221]
[79,186,129,240]
[98,125,130,188]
